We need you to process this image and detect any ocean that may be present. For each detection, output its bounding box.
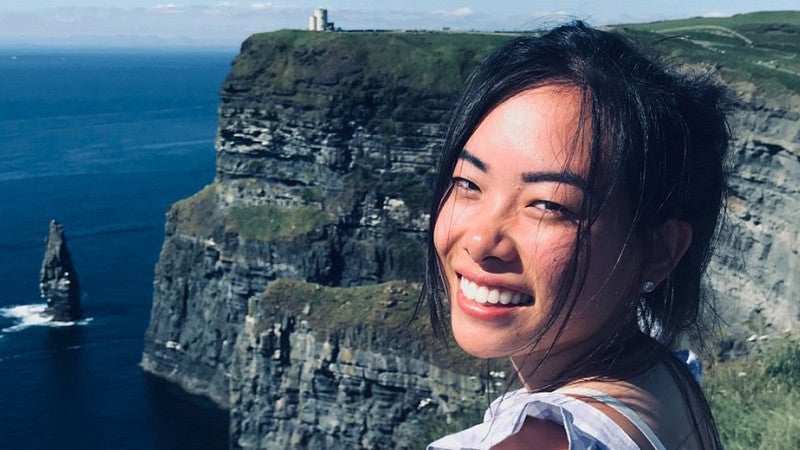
[0,49,235,449]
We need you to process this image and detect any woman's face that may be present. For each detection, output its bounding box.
[434,85,641,366]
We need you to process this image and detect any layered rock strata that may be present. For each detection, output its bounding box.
[230,280,491,449]
[142,31,511,407]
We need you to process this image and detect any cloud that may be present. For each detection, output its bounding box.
[436,7,474,17]
[151,4,185,14]
[250,3,274,11]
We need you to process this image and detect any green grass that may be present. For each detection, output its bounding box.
[618,11,800,94]
[705,336,800,449]
[231,30,512,94]
[170,183,223,237]
[226,30,514,127]
[225,204,331,242]
[169,184,332,242]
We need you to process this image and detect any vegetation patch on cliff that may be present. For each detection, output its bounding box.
[619,11,800,94]
[255,278,510,377]
[706,336,800,449]
[225,30,513,126]
[225,204,330,241]
[170,183,223,237]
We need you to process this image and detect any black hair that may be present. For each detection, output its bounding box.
[420,21,729,446]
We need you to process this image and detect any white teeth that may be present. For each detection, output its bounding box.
[461,276,477,299]
[459,276,532,306]
[476,285,489,303]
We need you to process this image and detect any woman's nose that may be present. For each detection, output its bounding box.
[464,212,516,266]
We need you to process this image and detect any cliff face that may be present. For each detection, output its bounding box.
[142,31,511,407]
[709,89,800,339]
[142,20,799,446]
[229,280,489,449]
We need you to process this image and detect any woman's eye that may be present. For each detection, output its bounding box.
[452,177,479,192]
[531,200,574,218]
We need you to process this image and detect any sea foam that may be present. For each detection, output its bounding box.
[0,304,92,333]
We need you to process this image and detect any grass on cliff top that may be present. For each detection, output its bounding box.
[255,278,506,376]
[225,204,330,242]
[705,336,800,449]
[617,11,800,94]
[230,30,513,95]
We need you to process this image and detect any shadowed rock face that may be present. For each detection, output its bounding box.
[40,220,81,322]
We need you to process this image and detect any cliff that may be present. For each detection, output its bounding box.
[141,30,511,408]
[142,13,800,447]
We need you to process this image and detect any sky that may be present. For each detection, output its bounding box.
[2,1,798,49]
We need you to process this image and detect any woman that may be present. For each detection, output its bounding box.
[424,22,729,449]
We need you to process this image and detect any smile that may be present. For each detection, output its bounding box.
[460,276,533,306]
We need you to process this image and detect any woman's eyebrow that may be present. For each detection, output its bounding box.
[521,171,587,191]
[459,149,488,172]
[460,148,586,190]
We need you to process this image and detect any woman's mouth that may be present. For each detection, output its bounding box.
[460,276,533,306]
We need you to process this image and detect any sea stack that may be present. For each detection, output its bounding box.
[40,220,81,321]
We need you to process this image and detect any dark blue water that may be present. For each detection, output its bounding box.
[0,49,235,449]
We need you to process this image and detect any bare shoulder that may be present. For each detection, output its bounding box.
[492,417,569,450]
[565,361,713,449]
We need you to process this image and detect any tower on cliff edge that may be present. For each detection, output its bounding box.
[40,220,82,322]
[308,7,335,31]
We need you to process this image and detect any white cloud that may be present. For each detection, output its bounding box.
[250,2,274,11]
[151,4,185,14]
[436,7,474,17]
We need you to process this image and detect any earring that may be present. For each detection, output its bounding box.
[642,281,656,293]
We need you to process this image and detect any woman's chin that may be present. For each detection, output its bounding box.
[452,329,507,359]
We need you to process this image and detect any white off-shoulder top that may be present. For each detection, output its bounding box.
[428,350,702,450]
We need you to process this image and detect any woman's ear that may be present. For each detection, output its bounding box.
[644,219,693,286]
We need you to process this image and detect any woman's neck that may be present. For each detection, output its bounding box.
[511,327,654,392]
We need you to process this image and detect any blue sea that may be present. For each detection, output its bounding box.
[0,49,236,449]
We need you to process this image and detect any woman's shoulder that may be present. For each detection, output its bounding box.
[428,351,714,450]
[427,387,641,450]
[566,352,714,450]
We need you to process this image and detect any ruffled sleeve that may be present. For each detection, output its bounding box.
[427,389,641,450]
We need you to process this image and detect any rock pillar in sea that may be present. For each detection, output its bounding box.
[40,220,81,321]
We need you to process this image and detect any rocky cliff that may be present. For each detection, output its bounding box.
[143,14,799,447]
[141,31,511,409]
[229,280,493,449]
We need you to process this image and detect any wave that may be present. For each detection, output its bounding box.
[0,303,93,333]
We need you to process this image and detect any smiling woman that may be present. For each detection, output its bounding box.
[423,22,730,449]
